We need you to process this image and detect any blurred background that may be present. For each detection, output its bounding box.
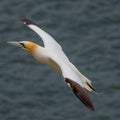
[0,0,120,120]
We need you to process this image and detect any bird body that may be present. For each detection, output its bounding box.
[8,18,96,111]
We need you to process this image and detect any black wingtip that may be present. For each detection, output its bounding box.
[21,18,34,25]
[65,78,95,111]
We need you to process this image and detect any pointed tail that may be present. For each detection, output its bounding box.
[68,63,96,93]
[84,81,97,93]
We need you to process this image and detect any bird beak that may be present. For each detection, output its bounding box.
[7,41,23,48]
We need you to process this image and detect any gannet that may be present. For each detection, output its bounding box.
[8,18,96,111]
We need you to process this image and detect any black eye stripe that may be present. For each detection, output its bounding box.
[20,43,26,48]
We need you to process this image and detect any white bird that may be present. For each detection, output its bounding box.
[8,18,96,111]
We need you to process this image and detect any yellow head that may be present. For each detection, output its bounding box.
[8,41,39,53]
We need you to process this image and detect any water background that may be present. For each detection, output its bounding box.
[0,0,120,120]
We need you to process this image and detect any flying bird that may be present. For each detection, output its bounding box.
[8,18,96,111]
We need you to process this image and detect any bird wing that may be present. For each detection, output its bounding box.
[49,55,94,111]
[21,18,70,62]
[65,78,94,111]
[21,18,62,51]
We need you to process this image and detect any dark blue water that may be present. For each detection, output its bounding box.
[0,0,120,120]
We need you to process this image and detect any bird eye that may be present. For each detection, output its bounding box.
[20,43,26,48]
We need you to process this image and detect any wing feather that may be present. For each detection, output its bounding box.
[65,78,94,111]
[21,18,62,50]
[49,56,95,111]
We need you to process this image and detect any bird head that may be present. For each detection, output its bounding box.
[7,41,39,53]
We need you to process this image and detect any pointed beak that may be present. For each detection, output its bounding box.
[7,41,23,48]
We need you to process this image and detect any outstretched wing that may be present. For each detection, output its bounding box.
[21,18,69,62]
[65,78,94,111]
[49,55,95,111]
[21,18,62,50]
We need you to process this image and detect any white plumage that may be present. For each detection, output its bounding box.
[8,18,96,111]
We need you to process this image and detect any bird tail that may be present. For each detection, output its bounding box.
[68,63,96,93]
[80,74,97,93]
[84,80,96,93]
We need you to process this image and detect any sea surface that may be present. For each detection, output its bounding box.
[0,0,120,120]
